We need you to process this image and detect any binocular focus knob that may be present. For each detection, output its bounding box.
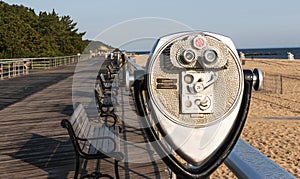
[185,99,193,108]
[194,82,204,92]
[195,96,211,111]
[253,68,263,91]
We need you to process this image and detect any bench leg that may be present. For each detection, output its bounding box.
[74,154,80,179]
[114,159,120,179]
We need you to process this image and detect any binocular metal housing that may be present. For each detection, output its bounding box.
[128,31,262,178]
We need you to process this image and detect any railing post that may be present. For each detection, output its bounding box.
[12,62,15,77]
[22,61,25,75]
[48,58,51,69]
[18,61,21,76]
[8,63,11,78]
[25,60,30,75]
[31,59,34,69]
[15,62,17,77]
[17,62,19,76]
[50,58,52,68]
[0,63,3,79]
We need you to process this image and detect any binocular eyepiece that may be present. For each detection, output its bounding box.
[165,34,228,71]
[181,49,196,64]
[180,48,218,68]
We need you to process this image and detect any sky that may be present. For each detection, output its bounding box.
[4,0,300,50]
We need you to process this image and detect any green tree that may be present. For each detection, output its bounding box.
[0,1,88,58]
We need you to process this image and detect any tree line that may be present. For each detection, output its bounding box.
[0,1,89,59]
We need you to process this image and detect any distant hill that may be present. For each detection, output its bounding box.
[82,40,114,54]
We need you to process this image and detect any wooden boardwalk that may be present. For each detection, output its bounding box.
[0,58,169,179]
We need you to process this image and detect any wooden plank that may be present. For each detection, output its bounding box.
[0,58,170,179]
[90,125,100,154]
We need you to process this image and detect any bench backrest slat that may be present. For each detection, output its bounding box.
[102,127,110,152]
[74,106,89,138]
[99,73,106,84]
[78,113,90,139]
[69,104,94,140]
[95,84,104,97]
[92,125,116,154]
[89,126,99,154]
[95,126,106,153]
[107,127,117,152]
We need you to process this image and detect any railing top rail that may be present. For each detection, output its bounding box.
[0,55,80,62]
[127,57,145,71]
[226,138,295,178]
[0,59,25,64]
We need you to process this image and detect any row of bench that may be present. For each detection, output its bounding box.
[61,55,124,179]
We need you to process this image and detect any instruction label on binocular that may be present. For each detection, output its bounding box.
[156,78,177,89]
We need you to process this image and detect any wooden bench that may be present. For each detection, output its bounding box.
[61,104,123,179]
[99,73,114,90]
[94,83,117,116]
[106,64,118,80]
[110,61,120,71]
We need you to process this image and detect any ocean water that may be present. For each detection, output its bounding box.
[130,47,300,59]
[237,47,300,59]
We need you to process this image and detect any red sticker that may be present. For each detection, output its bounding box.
[194,37,205,49]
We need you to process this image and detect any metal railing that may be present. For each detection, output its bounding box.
[123,56,295,179]
[0,59,30,79]
[226,139,295,178]
[0,55,81,80]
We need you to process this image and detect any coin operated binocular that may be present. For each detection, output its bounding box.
[131,31,263,178]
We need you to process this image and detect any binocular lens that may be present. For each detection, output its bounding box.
[182,49,196,64]
[204,49,218,64]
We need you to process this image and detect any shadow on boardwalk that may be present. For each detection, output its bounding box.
[9,133,74,179]
[0,58,168,178]
[0,65,75,110]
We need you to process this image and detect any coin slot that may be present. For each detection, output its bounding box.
[198,78,204,82]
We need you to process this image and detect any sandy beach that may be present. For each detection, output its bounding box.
[132,55,300,178]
